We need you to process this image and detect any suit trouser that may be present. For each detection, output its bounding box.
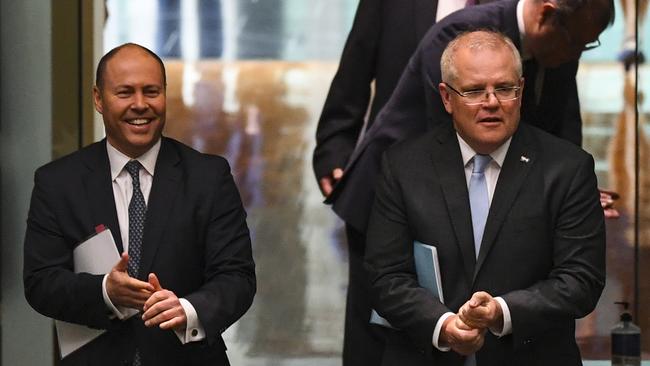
[343,225,386,366]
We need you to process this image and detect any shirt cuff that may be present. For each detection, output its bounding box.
[491,296,512,336]
[173,298,206,344]
[102,274,138,320]
[432,312,454,351]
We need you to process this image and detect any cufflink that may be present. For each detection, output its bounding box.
[191,329,199,337]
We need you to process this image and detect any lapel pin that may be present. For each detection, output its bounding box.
[520,155,530,163]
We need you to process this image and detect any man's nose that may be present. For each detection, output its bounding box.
[483,91,500,107]
[131,93,148,110]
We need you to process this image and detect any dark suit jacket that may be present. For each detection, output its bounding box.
[313,0,437,180]
[23,137,256,366]
[329,0,582,233]
[364,122,605,365]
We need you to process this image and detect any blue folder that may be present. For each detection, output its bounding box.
[370,240,444,328]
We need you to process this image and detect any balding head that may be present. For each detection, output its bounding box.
[95,43,167,92]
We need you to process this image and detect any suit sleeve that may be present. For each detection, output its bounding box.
[365,153,449,356]
[23,168,113,329]
[358,39,431,150]
[313,0,381,180]
[184,159,255,345]
[501,154,605,347]
[558,62,582,146]
[351,21,450,175]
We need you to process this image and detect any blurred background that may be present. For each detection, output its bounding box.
[1,0,649,364]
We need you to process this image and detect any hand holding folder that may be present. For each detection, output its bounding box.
[56,226,121,358]
[370,241,444,328]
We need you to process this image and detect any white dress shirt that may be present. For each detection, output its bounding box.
[432,134,514,350]
[101,139,206,344]
[518,0,545,105]
[436,0,467,22]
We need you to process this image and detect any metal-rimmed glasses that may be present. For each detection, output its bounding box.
[444,83,522,105]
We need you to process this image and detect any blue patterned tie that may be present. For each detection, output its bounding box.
[469,154,491,259]
[124,160,146,366]
[125,160,146,278]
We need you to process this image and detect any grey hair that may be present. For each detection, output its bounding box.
[440,30,522,84]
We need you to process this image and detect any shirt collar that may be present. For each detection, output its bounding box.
[517,0,532,60]
[457,133,511,169]
[107,139,161,180]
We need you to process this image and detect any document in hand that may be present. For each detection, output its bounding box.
[370,241,444,328]
[56,226,120,358]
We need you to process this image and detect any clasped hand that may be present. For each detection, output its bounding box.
[106,253,187,331]
[440,291,503,356]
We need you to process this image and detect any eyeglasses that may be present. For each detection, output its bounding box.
[444,83,522,105]
[582,39,601,51]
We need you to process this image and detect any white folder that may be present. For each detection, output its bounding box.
[55,227,120,358]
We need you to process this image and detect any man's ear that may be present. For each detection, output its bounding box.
[538,2,559,31]
[439,83,454,114]
[92,86,104,114]
[527,1,557,37]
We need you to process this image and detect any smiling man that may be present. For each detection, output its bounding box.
[364,30,605,366]
[24,43,255,366]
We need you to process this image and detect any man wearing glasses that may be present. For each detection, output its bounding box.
[321,0,615,247]
[364,30,605,366]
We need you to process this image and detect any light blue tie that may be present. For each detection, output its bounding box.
[464,154,491,366]
[469,154,491,259]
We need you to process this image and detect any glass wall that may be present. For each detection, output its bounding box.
[575,0,649,359]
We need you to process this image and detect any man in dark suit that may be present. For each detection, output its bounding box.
[313,1,498,363]
[23,43,255,366]
[365,30,605,365]
[327,0,614,240]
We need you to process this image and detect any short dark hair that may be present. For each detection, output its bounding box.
[95,43,167,90]
[553,0,616,31]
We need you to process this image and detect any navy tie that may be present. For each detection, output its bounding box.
[469,154,491,259]
[124,160,146,278]
[124,160,146,366]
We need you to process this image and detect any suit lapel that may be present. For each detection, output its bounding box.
[138,138,182,278]
[474,126,536,280]
[82,140,124,253]
[414,0,437,42]
[430,125,475,284]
